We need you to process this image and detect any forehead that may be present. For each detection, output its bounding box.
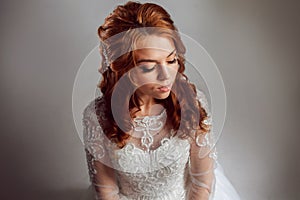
[134,35,175,60]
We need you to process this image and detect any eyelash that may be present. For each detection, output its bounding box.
[141,58,178,73]
[167,58,178,64]
[141,67,156,73]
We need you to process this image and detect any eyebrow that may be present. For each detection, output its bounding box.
[136,49,176,64]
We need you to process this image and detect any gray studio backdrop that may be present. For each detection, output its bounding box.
[1,0,299,200]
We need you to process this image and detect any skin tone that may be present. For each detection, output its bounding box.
[128,35,179,117]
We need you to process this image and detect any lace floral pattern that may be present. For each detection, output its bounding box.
[132,109,167,152]
[195,90,218,161]
[82,89,218,199]
[112,136,190,199]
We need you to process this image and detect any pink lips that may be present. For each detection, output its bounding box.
[157,84,171,92]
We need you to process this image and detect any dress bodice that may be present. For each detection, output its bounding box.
[82,89,219,200]
[111,136,190,199]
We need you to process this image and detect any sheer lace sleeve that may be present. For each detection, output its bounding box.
[83,99,127,200]
[187,89,218,200]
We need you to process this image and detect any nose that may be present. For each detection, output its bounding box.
[157,65,170,81]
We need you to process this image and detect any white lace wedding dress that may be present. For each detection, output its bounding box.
[81,89,241,200]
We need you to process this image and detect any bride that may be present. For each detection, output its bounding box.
[82,1,241,199]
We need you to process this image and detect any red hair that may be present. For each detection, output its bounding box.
[95,1,210,148]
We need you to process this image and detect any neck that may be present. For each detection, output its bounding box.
[133,91,163,117]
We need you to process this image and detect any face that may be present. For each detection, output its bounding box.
[128,35,179,100]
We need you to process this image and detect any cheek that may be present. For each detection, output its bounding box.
[138,84,156,92]
[168,66,179,77]
[130,72,157,85]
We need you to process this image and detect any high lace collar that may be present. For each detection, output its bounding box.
[132,109,167,126]
[131,109,168,152]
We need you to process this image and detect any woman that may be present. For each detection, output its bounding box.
[82,1,240,199]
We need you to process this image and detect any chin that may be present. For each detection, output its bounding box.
[154,92,171,99]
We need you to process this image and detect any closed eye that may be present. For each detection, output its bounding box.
[140,65,156,73]
[167,58,178,64]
